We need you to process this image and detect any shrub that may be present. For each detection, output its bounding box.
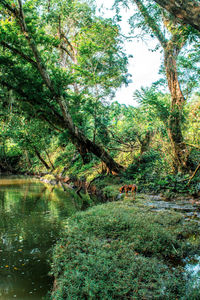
[50,202,200,299]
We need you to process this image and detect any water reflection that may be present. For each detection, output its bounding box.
[0,176,81,299]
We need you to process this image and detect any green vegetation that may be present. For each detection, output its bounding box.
[50,201,200,299]
[0,0,200,298]
[0,0,199,191]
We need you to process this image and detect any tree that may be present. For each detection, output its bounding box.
[0,0,128,173]
[117,0,199,172]
[153,0,200,32]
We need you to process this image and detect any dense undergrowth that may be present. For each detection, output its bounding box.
[1,144,199,198]
[1,96,200,198]
[50,201,200,299]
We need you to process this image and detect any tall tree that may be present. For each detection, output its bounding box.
[117,0,197,172]
[0,0,128,173]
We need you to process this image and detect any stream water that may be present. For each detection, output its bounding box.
[0,177,199,299]
[144,194,200,223]
[143,194,200,295]
[0,176,83,300]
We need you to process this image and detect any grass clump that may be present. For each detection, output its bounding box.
[101,185,121,200]
[50,202,200,299]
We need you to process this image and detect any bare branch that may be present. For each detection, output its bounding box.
[59,44,74,60]
[186,143,200,150]
[107,147,140,152]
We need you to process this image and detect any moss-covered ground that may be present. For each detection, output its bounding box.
[50,195,200,300]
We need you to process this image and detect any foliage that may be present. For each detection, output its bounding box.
[115,0,200,172]
[134,87,170,123]
[0,0,129,173]
[0,2,199,299]
[101,184,121,199]
[0,0,199,183]
[51,202,200,299]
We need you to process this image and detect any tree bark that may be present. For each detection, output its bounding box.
[154,0,200,32]
[164,46,189,172]
[138,131,153,155]
[57,97,124,172]
[25,150,32,169]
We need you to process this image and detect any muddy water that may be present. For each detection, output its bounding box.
[0,176,82,299]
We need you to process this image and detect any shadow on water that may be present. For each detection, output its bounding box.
[0,176,87,299]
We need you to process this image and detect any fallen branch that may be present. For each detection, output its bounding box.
[186,143,200,149]
[187,162,200,186]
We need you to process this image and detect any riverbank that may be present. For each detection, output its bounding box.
[50,192,200,299]
[2,172,200,299]
[37,170,200,203]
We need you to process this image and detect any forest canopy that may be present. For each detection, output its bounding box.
[0,0,199,190]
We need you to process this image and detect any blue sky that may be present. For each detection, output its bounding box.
[96,0,162,106]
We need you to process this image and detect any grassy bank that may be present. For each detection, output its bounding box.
[50,198,200,299]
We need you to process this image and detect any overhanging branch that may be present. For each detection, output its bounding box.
[0,41,37,67]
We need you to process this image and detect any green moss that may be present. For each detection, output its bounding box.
[42,174,56,181]
[50,202,200,299]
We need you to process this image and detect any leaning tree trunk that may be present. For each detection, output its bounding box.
[45,150,55,170]
[58,98,124,174]
[34,147,50,170]
[8,0,124,174]
[164,47,189,172]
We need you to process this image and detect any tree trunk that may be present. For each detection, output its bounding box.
[1,0,124,174]
[139,130,153,155]
[133,0,192,173]
[45,150,55,170]
[164,48,189,172]
[154,0,200,32]
[56,97,124,173]
[34,147,50,170]
[25,150,32,169]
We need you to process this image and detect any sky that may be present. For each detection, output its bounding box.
[95,0,163,106]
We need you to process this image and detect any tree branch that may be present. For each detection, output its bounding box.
[153,0,200,32]
[15,0,54,92]
[57,15,76,61]
[186,143,200,150]
[0,0,16,14]
[59,44,74,60]
[107,147,140,152]
[134,0,167,48]
[0,41,37,67]
[187,162,200,185]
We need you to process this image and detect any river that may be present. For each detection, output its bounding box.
[0,176,83,299]
[1,176,199,299]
